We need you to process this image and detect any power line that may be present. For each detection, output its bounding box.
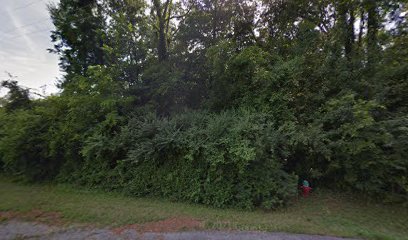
[0,12,97,43]
[0,0,48,38]
[1,1,102,37]
[2,28,51,41]
[12,0,44,11]
[1,3,130,43]
[1,18,51,35]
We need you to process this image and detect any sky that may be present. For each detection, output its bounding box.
[0,0,61,97]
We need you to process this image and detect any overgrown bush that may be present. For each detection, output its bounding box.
[1,0,407,208]
[279,93,408,202]
[116,110,298,209]
[0,99,64,182]
[77,110,298,209]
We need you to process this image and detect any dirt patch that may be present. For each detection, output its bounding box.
[0,210,64,226]
[112,217,203,234]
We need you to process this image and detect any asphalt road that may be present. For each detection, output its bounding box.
[0,220,358,240]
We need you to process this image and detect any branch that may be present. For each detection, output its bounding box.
[167,5,192,21]
[152,0,162,18]
[162,0,172,19]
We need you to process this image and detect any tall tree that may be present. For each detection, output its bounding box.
[48,0,106,90]
[337,0,356,59]
[103,0,148,88]
[365,0,380,67]
[151,0,173,61]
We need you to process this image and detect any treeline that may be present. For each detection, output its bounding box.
[0,0,407,208]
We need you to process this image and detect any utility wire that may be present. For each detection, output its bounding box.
[1,3,129,43]
[0,0,48,38]
[12,0,44,11]
[1,18,51,35]
[3,28,51,41]
[1,1,105,37]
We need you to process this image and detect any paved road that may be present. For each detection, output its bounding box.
[0,220,357,240]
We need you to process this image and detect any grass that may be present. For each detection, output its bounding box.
[0,177,407,240]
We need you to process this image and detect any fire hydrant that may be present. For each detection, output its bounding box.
[300,180,312,197]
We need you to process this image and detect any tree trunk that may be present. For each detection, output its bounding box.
[158,18,168,61]
[212,0,219,42]
[339,1,355,60]
[153,0,171,62]
[346,7,355,58]
[358,8,365,48]
[366,0,379,67]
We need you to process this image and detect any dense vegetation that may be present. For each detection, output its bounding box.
[0,0,407,209]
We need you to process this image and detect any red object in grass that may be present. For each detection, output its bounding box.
[300,186,312,197]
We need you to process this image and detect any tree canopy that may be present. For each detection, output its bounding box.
[0,0,407,208]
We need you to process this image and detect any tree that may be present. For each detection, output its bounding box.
[2,0,408,206]
[1,76,31,112]
[365,0,380,67]
[151,0,174,61]
[48,0,106,90]
[103,0,149,94]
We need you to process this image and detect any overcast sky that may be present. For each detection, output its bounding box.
[0,0,60,96]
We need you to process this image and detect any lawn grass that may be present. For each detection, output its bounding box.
[0,177,407,240]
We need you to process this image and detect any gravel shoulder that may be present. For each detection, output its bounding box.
[0,220,358,240]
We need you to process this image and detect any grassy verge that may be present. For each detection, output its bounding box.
[0,177,407,240]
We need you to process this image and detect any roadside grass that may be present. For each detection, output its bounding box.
[0,177,407,240]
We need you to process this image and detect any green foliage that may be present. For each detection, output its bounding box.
[280,94,408,202]
[325,96,408,201]
[1,0,407,208]
[116,110,297,209]
[0,80,31,112]
[0,100,62,181]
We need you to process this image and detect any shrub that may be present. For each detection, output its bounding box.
[0,109,57,181]
[117,110,298,209]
